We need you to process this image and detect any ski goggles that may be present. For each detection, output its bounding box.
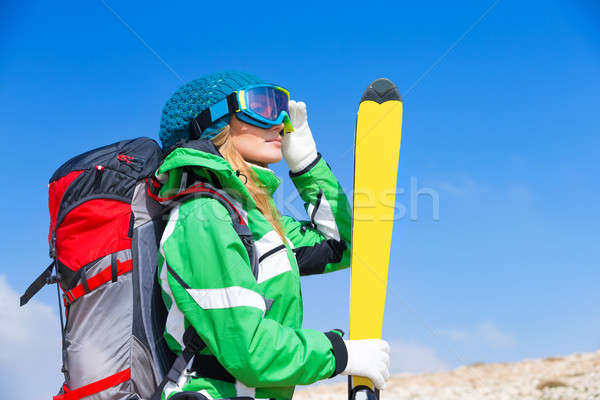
[191,84,294,138]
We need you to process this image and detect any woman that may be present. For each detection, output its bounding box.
[156,71,390,400]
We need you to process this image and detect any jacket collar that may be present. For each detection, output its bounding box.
[248,163,281,197]
[157,139,280,201]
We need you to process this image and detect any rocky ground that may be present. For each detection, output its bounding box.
[294,350,600,400]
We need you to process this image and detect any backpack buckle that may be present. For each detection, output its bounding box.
[49,231,57,259]
[46,273,62,285]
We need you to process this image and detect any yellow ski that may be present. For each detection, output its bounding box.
[349,78,403,400]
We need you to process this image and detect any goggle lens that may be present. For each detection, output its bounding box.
[245,86,289,121]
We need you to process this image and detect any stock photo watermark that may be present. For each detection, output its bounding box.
[168,176,441,224]
[348,177,440,222]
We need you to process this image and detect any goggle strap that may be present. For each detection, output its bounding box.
[190,93,239,138]
[226,92,239,113]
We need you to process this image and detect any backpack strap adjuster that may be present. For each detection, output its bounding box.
[151,326,207,400]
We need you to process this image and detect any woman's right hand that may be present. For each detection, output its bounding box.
[282,100,318,173]
[341,339,391,390]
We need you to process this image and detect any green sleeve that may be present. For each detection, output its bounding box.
[282,154,352,275]
[161,198,342,387]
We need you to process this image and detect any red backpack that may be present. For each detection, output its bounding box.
[21,137,256,400]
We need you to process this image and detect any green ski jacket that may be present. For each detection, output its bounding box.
[157,141,352,400]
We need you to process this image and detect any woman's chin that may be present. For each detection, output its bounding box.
[247,150,282,166]
[262,145,283,164]
[263,152,283,165]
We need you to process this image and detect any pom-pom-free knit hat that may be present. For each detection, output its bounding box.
[159,71,264,150]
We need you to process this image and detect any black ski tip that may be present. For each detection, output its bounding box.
[360,78,402,104]
[349,385,379,400]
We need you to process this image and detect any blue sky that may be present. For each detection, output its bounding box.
[1,0,599,397]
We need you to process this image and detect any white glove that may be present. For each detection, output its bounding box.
[282,100,318,173]
[341,339,391,390]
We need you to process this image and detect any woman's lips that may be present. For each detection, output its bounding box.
[266,138,282,143]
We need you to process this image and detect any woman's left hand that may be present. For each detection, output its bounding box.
[282,100,318,173]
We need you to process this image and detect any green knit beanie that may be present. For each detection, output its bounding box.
[159,71,264,150]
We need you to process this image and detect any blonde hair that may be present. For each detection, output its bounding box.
[211,125,287,242]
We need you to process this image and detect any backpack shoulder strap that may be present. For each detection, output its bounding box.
[147,177,259,280]
[148,178,259,400]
